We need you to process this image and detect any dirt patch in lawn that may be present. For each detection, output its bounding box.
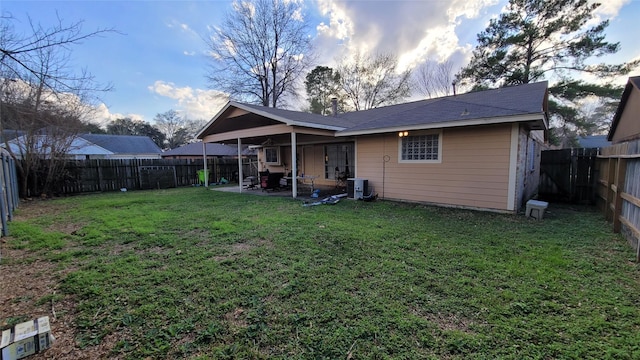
[0,242,118,359]
[2,204,127,359]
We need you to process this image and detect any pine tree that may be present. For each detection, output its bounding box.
[457,0,638,144]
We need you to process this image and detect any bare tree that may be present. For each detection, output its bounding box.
[154,109,199,149]
[204,0,313,108]
[0,13,114,196]
[337,52,412,111]
[414,59,455,98]
[1,13,114,95]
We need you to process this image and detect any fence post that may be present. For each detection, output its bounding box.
[96,159,103,191]
[605,158,616,222]
[613,158,627,233]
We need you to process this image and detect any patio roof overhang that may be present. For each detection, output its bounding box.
[197,102,341,146]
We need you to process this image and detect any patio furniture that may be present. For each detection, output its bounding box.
[335,168,348,189]
[260,171,284,191]
[297,175,317,193]
[243,176,258,189]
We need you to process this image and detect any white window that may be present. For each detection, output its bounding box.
[264,147,280,165]
[399,131,441,163]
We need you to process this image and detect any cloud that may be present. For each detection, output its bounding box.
[148,81,229,120]
[594,0,630,18]
[92,104,145,127]
[313,0,499,71]
[166,19,199,37]
[1,78,143,128]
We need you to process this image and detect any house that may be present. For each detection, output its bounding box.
[161,142,256,160]
[5,133,162,160]
[608,76,640,144]
[197,81,549,213]
[600,76,640,252]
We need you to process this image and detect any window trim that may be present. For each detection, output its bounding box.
[398,130,442,164]
[264,146,281,165]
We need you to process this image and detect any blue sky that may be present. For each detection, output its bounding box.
[3,0,639,126]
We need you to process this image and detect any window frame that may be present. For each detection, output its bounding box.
[398,130,442,164]
[263,146,281,165]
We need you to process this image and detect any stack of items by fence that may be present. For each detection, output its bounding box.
[597,139,640,262]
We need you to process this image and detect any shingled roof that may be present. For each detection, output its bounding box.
[80,134,162,154]
[198,81,548,140]
[337,81,548,135]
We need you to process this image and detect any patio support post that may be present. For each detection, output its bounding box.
[202,141,208,188]
[291,131,297,198]
[237,138,243,193]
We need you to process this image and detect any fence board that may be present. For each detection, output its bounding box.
[539,148,599,203]
[21,157,258,197]
[597,139,640,261]
[0,149,19,244]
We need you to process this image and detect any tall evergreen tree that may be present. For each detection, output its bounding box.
[305,66,342,115]
[457,0,638,144]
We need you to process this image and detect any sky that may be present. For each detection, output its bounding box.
[2,0,639,127]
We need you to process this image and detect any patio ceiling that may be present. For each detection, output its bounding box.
[198,106,340,146]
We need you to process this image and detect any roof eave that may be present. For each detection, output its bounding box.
[196,101,234,139]
[197,101,346,140]
[607,77,639,141]
[336,113,546,137]
[231,103,345,131]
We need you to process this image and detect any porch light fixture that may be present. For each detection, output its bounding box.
[398,131,409,137]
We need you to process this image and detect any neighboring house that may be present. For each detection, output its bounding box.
[197,82,549,213]
[0,130,25,144]
[608,76,640,144]
[577,135,611,149]
[5,133,162,160]
[161,142,256,160]
[79,134,162,159]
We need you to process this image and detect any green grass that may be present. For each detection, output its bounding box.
[5,187,640,359]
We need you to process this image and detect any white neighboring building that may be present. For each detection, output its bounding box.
[5,133,162,160]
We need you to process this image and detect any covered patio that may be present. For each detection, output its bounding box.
[197,102,355,199]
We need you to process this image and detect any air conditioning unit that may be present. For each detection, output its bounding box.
[347,178,368,199]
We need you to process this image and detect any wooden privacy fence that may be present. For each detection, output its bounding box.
[0,149,19,249]
[0,149,19,238]
[539,148,599,203]
[596,139,640,261]
[25,157,257,196]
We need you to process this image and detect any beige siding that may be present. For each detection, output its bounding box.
[612,87,640,144]
[356,124,514,211]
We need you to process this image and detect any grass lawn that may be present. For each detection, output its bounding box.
[2,187,640,359]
